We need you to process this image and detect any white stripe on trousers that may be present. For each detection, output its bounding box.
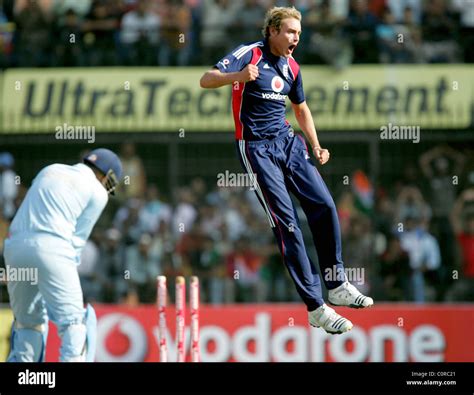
[238,140,276,228]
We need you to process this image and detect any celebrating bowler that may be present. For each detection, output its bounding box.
[200,6,373,334]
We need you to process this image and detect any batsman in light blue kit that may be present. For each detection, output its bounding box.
[4,148,122,362]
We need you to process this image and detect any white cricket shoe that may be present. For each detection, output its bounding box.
[328,281,374,309]
[308,304,353,335]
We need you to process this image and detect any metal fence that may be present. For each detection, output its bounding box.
[2,129,472,197]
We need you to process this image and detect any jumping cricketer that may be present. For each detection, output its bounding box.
[200,6,373,334]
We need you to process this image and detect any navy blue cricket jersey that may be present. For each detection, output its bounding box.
[215,40,305,141]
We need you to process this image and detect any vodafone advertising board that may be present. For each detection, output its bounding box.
[45,304,474,362]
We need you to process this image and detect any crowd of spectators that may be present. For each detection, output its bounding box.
[1,142,473,305]
[0,0,472,69]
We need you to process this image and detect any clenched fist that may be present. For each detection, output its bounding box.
[313,147,330,165]
[238,64,259,82]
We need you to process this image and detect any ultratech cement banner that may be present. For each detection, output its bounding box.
[0,304,469,362]
[1,66,472,133]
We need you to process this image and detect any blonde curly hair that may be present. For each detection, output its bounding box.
[262,6,302,39]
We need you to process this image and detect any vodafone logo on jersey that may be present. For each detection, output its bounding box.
[271,76,284,93]
[262,76,287,101]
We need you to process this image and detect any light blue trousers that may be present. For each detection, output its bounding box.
[4,236,87,362]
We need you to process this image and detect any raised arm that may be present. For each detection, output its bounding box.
[419,146,441,178]
[200,65,259,89]
[439,145,466,175]
[419,145,466,178]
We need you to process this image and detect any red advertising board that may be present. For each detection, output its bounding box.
[44,304,474,362]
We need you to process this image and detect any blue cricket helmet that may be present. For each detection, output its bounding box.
[83,148,123,195]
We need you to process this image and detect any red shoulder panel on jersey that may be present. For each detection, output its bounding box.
[250,47,263,66]
[288,57,300,80]
[233,47,263,140]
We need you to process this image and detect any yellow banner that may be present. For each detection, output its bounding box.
[0,308,12,361]
[1,65,472,133]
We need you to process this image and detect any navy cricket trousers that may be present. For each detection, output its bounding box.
[236,131,345,311]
